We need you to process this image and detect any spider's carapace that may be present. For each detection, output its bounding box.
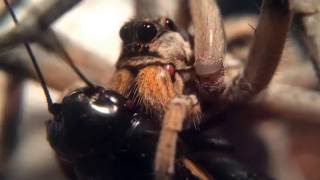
[110,17,201,123]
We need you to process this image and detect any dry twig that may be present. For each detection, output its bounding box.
[0,0,81,49]
[0,0,115,90]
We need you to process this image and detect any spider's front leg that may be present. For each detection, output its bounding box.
[188,0,293,179]
[222,0,293,103]
[190,0,225,99]
[154,95,198,180]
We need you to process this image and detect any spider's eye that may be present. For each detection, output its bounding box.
[120,25,131,42]
[165,18,177,31]
[137,22,157,43]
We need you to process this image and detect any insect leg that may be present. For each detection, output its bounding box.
[188,153,270,180]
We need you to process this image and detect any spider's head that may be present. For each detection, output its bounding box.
[112,17,200,118]
[117,17,194,71]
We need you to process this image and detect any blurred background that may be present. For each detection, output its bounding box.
[0,0,319,180]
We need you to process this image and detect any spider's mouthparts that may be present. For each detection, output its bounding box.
[124,43,149,54]
[164,64,176,77]
[133,43,149,52]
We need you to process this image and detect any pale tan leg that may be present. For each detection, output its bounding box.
[154,95,198,180]
[190,0,225,98]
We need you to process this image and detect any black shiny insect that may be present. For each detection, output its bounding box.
[46,86,157,179]
[4,1,269,179]
[46,85,261,180]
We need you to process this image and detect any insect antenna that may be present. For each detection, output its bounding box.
[3,0,57,113]
[45,29,95,88]
[4,0,95,113]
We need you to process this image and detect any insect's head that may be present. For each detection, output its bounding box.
[47,86,142,158]
[117,17,194,72]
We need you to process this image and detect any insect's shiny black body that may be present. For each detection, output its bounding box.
[46,86,153,179]
[47,86,135,158]
[46,86,266,180]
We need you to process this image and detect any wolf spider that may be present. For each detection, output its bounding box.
[1,0,320,179]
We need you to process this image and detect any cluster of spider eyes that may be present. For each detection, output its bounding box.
[120,18,177,43]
